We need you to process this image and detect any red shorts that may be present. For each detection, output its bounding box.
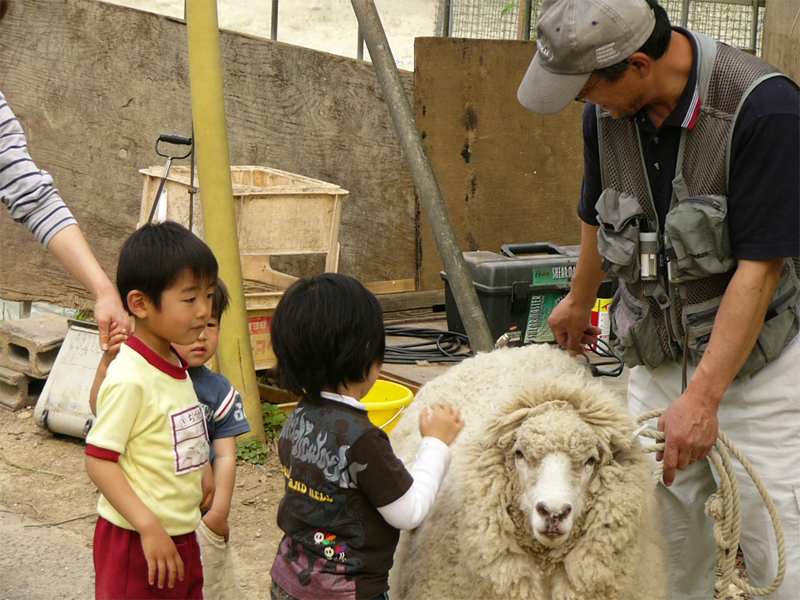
[94,516,204,599]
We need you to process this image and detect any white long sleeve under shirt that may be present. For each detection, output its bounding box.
[376,436,451,530]
[319,391,452,531]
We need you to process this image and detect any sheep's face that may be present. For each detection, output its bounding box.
[512,405,601,548]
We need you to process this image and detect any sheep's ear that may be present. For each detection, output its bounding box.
[574,386,638,460]
[491,408,531,450]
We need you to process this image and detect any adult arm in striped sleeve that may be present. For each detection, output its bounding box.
[0,89,129,349]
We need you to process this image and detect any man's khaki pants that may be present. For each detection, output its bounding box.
[629,335,800,600]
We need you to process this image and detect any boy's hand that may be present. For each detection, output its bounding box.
[140,523,185,589]
[104,322,128,358]
[419,402,464,446]
[203,509,230,542]
[200,463,215,512]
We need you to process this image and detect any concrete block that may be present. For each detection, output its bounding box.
[0,365,45,411]
[0,314,69,378]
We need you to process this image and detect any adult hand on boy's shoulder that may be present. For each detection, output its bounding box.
[203,509,230,542]
[140,521,185,589]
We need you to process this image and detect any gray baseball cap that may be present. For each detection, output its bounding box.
[518,0,656,115]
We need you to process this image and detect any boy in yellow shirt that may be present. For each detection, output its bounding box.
[86,221,217,599]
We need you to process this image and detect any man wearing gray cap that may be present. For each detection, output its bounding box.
[518,0,800,598]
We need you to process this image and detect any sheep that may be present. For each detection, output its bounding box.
[388,343,667,600]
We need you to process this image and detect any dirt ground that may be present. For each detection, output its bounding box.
[0,387,752,600]
[0,405,285,600]
[106,0,438,70]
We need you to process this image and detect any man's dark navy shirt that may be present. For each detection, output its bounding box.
[578,28,800,261]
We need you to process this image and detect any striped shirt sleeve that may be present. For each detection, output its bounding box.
[0,90,78,246]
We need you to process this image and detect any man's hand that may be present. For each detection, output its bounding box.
[140,522,185,589]
[657,389,718,486]
[94,287,130,351]
[547,291,602,356]
[654,258,783,487]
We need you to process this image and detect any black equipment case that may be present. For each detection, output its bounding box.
[441,243,617,345]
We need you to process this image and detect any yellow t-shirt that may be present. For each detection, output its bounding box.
[86,336,210,536]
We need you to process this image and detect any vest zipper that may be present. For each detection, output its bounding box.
[674,196,723,212]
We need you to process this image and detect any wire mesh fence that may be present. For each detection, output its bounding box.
[437,0,765,55]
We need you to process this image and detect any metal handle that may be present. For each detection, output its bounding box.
[149,134,194,223]
[379,405,406,430]
[500,242,566,258]
[155,134,193,160]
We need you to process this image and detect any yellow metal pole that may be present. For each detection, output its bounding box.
[185,0,265,442]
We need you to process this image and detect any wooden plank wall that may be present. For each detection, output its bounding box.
[414,38,584,290]
[762,0,800,81]
[0,0,416,308]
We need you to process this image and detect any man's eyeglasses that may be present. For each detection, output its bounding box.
[575,77,600,104]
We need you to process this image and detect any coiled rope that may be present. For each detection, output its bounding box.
[636,410,786,597]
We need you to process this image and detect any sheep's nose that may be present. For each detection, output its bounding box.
[536,501,572,521]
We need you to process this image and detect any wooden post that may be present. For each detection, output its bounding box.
[185,0,266,442]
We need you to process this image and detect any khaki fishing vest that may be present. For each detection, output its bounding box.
[596,31,800,377]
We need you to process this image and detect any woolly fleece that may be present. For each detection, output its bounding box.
[388,344,668,600]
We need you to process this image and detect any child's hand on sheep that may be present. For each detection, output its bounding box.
[420,402,465,445]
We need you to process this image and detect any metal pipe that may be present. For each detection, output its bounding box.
[441,0,452,37]
[349,0,495,353]
[523,0,534,41]
[185,0,266,442]
[680,0,690,28]
[271,0,279,41]
[749,0,759,53]
[357,27,365,60]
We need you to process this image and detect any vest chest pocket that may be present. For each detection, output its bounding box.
[610,284,665,369]
[681,296,721,366]
[595,189,648,282]
[664,195,735,281]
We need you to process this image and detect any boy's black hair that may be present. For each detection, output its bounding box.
[117,221,218,312]
[271,273,385,405]
[212,278,231,321]
[594,0,672,83]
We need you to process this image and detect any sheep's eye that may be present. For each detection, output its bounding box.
[585,455,599,466]
[515,449,525,460]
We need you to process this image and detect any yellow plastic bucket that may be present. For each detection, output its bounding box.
[362,380,414,433]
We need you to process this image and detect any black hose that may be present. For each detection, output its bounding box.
[582,338,624,377]
[384,326,475,364]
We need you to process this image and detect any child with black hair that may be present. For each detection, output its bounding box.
[173,279,250,600]
[91,278,251,600]
[269,273,464,600]
[86,221,217,599]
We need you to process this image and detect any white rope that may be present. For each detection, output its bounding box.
[636,410,786,597]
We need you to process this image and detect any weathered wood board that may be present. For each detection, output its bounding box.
[762,0,800,82]
[0,0,416,308]
[414,38,585,290]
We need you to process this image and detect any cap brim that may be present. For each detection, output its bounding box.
[517,53,592,115]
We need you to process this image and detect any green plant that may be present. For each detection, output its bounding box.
[501,1,518,17]
[73,308,94,322]
[262,402,287,440]
[234,402,288,465]
[236,438,270,465]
